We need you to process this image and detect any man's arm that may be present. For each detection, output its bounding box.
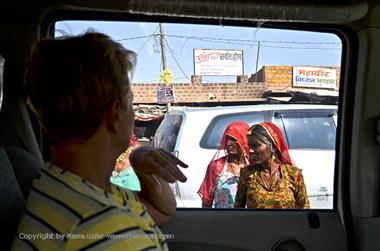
[129,146,188,225]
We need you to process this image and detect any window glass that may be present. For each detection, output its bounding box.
[280,112,336,149]
[153,115,182,152]
[200,111,268,149]
[55,20,341,210]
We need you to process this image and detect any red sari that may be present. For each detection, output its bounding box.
[198,121,250,207]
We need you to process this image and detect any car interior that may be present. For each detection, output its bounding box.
[1,0,380,250]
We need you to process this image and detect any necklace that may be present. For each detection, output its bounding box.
[228,155,242,164]
[259,162,280,189]
[116,147,132,165]
[228,162,244,177]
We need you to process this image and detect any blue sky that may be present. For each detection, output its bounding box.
[55,21,342,83]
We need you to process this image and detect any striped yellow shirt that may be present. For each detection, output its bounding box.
[11,163,169,251]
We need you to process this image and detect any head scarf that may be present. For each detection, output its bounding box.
[248,122,294,165]
[198,121,250,206]
[212,121,250,163]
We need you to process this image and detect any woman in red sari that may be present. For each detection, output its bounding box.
[198,121,250,208]
[234,122,310,209]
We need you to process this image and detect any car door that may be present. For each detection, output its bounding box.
[6,0,367,249]
[4,0,380,249]
[51,18,347,251]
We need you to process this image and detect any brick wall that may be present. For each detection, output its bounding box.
[132,65,341,104]
[131,81,267,104]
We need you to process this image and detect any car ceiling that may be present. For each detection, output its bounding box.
[1,0,377,25]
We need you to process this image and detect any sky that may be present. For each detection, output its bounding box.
[55,21,342,84]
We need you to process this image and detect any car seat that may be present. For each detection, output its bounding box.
[0,146,42,250]
[0,55,43,250]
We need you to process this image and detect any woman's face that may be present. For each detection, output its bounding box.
[247,134,272,165]
[225,135,242,156]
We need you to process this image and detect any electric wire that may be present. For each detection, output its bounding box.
[163,36,192,81]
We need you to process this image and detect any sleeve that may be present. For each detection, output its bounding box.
[294,168,310,209]
[197,160,218,207]
[234,167,248,208]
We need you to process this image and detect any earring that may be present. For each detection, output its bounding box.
[271,149,276,160]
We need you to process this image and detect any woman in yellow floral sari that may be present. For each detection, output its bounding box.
[234,122,310,209]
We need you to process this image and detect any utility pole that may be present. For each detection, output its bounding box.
[254,41,261,83]
[159,23,167,71]
[159,23,171,109]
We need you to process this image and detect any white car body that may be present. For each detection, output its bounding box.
[153,104,337,209]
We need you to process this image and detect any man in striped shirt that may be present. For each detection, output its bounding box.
[12,32,187,251]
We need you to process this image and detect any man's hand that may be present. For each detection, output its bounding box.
[129,146,188,183]
[129,146,188,224]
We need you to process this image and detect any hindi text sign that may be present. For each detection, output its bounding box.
[293,66,337,89]
[194,49,243,76]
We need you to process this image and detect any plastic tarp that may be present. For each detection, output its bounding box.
[133,104,167,121]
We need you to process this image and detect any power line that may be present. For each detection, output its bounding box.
[115,33,341,50]
[164,34,341,45]
[174,38,191,55]
[163,34,341,50]
[165,35,341,50]
[163,36,191,81]
[116,34,156,41]
[261,45,341,50]
[115,34,341,45]
[137,25,160,52]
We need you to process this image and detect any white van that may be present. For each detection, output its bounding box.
[153,104,338,209]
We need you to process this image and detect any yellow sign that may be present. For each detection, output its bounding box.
[160,67,174,85]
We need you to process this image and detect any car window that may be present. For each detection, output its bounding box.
[153,114,182,152]
[200,111,269,149]
[55,20,342,210]
[277,111,336,149]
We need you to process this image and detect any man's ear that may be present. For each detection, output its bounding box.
[103,99,122,133]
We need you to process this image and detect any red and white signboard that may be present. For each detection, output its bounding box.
[293,66,337,89]
[194,49,243,76]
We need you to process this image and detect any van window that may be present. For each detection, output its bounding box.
[153,115,182,152]
[200,111,269,149]
[277,111,336,149]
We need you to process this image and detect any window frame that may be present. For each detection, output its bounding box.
[41,10,353,214]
